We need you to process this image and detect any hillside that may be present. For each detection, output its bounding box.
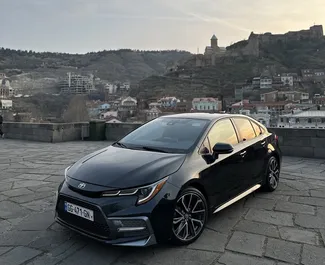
[0,48,192,93]
[132,38,325,99]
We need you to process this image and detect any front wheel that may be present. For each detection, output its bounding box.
[170,187,208,245]
[262,156,280,192]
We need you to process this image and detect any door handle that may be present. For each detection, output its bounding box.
[239,151,247,157]
[260,141,266,146]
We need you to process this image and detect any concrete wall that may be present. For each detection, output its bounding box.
[2,122,89,143]
[105,122,142,141]
[268,128,325,159]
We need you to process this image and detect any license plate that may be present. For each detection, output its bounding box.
[64,201,94,221]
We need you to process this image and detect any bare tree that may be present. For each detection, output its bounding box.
[63,95,89,122]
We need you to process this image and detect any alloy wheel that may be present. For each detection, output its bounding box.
[268,158,279,189]
[172,192,206,242]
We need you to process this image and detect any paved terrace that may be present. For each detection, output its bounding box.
[0,140,325,265]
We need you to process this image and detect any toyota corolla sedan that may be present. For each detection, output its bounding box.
[55,113,281,247]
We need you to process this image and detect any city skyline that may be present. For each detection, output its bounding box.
[1,0,325,54]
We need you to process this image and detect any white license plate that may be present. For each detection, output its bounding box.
[64,202,94,222]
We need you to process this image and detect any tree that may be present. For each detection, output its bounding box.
[63,95,89,122]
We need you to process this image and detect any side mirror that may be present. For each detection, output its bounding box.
[212,143,234,154]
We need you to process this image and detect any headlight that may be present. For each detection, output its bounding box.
[102,177,168,205]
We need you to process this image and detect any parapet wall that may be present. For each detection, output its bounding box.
[2,122,325,159]
[268,128,325,159]
[2,122,89,143]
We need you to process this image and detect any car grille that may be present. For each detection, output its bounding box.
[57,195,111,239]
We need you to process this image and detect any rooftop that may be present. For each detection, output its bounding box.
[1,139,325,264]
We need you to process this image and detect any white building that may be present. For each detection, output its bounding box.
[260,76,272,89]
[239,109,271,127]
[105,83,118,94]
[145,106,162,121]
[0,99,13,109]
[281,75,294,87]
[278,110,325,129]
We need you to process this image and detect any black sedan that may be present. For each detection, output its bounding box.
[55,113,282,246]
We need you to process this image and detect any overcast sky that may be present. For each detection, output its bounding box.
[1,0,324,54]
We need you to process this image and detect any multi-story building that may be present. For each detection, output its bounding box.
[192,98,222,112]
[260,91,278,102]
[60,73,95,94]
[0,75,14,99]
[278,110,325,129]
[281,74,294,87]
[145,106,162,121]
[301,69,325,81]
[260,76,273,89]
[158,97,180,109]
[261,90,309,102]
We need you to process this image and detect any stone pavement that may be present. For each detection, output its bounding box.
[0,139,325,265]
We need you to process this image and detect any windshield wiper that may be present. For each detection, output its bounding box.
[140,146,168,153]
[113,142,128,148]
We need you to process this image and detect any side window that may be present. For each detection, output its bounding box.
[250,121,262,136]
[207,119,239,148]
[232,118,256,142]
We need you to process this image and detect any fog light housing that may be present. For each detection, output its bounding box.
[111,219,150,238]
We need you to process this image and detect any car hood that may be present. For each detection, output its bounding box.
[67,145,186,189]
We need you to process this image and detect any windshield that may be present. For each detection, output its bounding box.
[118,117,210,153]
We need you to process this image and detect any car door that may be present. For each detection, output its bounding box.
[250,120,269,182]
[198,118,248,207]
[231,117,260,191]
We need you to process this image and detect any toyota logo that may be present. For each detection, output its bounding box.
[78,183,86,189]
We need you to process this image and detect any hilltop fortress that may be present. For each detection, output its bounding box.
[197,25,324,66]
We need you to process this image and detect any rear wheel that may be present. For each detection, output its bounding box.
[170,187,208,245]
[262,156,280,192]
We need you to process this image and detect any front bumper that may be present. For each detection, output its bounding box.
[55,194,157,247]
[55,181,179,247]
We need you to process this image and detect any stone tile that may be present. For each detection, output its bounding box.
[295,214,325,229]
[265,238,302,264]
[244,197,277,210]
[245,209,294,226]
[1,188,34,197]
[0,201,30,219]
[14,211,55,231]
[255,193,290,202]
[219,252,275,265]
[275,201,316,215]
[15,173,51,181]
[0,247,12,256]
[291,196,325,207]
[320,229,325,245]
[279,227,320,245]
[118,247,219,265]
[276,190,310,197]
[10,191,55,204]
[0,220,12,234]
[310,190,325,198]
[21,197,55,212]
[226,231,266,257]
[302,244,325,265]
[187,229,228,252]
[235,220,280,238]
[29,230,72,252]
[0,230,41,246]
[0,182,13,192]
[59,243,122,265]
[0,246,41,265]
[12,180,52,189]
[0,194,8,202]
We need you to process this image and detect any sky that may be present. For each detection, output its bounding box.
[1,0,325,54]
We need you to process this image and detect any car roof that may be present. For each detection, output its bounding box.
[159,112,253,122]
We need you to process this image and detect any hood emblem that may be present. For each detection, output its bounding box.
[78,183,86,189]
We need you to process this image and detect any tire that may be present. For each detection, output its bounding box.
[170,187,208,246]
[262,156,280,192]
